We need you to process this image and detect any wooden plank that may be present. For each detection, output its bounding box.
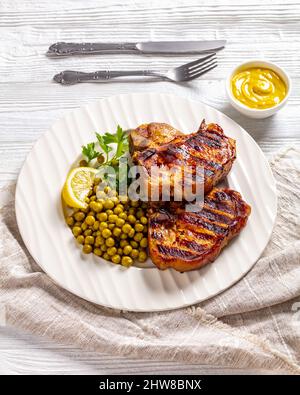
[0,327,275,375]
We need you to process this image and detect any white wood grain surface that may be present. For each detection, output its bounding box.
[0,0,299,375]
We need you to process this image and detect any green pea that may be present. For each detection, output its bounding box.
[84,229,92,236]
[108,223,115,230]
[130,240,138,248]
[111,255,121,264]
[97,212,108,222]
[121,256,133,267]
[76,235,85,245]
[116,218,125,227]
[97,154,105,164]
[136,210,143,219]
[102,228,112,238]
[128,228,135,238]
[66,216,74,226]
[140,216,148,225]
[82,244,93,254]
[104,199,114,210]
[108,214,118,223]
[127,215,136,224]
[113,227,122,237]
[94,248,102,256]
[101,244,107,252]
[85,215,95,226]
[119,212,127,220]
[103,253,110,261]
[138,251,147,262]
[120,233,127,240]
[90,201,103,213]
[134,223,144,232]
[106,209,114,216]
[123,245,133,255]
[115,203,124,211]
[105,237,115,247]
[140,237,148,248]
[92,221,99,230]
[74,212,85,222]
[130,249,139,259]
[100,222,108,230]
[79,159,88,167]
[120,240,129,248]
[122,224,132,234]
[114,207,122,215]
[107,247,117,256]
[85,235,95,245]
[95,235,104,246]
[134,232,143,242]
[72,226,82,237]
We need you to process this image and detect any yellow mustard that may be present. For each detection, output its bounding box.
[231,67,286,109]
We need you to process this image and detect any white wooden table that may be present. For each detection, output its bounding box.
[0,0,299,375]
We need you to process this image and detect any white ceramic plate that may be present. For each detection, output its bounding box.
[15,93,277,312]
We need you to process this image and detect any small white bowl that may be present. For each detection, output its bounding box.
[226,60,291,119]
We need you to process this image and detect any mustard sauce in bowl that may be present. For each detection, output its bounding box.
[231,67,287,110]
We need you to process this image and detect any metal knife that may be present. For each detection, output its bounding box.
[46,40,226,57]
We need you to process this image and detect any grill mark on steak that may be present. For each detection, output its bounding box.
[157,244,199,260]
[149,188,251,272]
[131,120,236,199]
[179,212,229,235]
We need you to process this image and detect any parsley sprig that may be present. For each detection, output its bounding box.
[81,126,129,188]
[82,125,128,165]
[81,142,99,163]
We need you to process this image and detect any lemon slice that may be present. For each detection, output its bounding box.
[62,167,98,209]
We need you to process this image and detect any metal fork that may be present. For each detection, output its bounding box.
[53,53,217,85]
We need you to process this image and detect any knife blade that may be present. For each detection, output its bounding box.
[46,40,226,57]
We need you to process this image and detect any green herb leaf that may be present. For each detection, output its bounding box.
[96,133,113,159]
[114,125,129,159]
[81,142,99,162]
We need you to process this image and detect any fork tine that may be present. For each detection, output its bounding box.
[184,62,218,81]
[187,59,218,76]
[188,54,217,71]
[179,53,216,70]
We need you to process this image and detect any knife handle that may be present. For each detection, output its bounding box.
[46,42,137,57]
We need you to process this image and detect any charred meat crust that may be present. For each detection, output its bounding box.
[131,120,236,198]
[148,188,251,272]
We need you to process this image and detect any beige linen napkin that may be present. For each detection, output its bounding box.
[0,147,299,374]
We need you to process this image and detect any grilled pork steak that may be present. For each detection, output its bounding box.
[148,188,251,272]
[131,121,236,199]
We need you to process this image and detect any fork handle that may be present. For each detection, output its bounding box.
[53,70,163,84]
